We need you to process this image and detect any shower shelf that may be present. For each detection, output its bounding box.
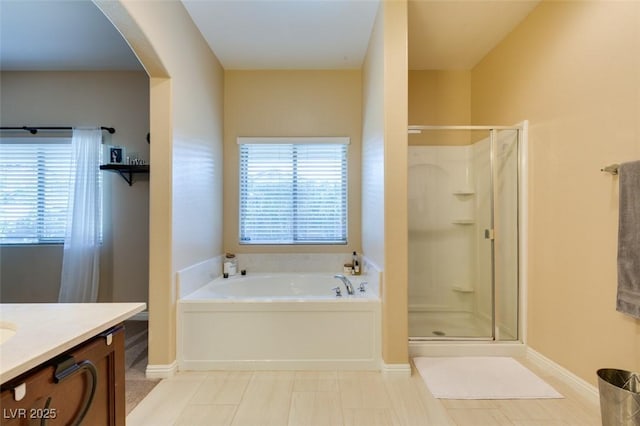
[452,219,475,225]
[452,285,474,293]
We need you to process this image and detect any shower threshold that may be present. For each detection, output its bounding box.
[409,339,526,358]
[409,336,495,342]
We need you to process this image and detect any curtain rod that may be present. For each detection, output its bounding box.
[0,126,115,135]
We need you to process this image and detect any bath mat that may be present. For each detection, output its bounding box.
[414,357,563,399]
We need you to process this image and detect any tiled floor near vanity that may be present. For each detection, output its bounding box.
[127,358,601,426]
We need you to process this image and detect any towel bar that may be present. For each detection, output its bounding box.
[601,164,619,175]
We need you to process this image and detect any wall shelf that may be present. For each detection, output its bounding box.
[452,219,475,225]
[452,190,475,196]
[100,164,149,186]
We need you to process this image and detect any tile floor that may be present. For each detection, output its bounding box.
[127,357,601,426]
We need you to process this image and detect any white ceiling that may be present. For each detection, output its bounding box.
[182,0,380,70]
[0,0,142,71]
[0,0,540,72]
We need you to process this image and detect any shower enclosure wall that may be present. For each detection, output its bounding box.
[407,126,522,341]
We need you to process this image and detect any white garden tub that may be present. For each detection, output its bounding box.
[177,273,380,370]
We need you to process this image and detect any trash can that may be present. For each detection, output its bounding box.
[597,368,640,426]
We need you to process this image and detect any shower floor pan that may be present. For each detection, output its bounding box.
[409,311,516,340]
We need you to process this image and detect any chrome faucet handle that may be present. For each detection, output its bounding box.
[359,282,368,292]
[332,286,342,297]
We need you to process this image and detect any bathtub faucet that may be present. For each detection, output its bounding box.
[333,274,355,295]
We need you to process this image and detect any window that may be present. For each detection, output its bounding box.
[239,137,348,245]
[0,137,72,244]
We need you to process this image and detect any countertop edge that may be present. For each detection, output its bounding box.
[0,302,146,384]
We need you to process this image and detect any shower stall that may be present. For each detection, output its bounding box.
[407,124,524,342]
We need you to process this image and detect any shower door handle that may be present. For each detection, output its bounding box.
[484,229,495,240]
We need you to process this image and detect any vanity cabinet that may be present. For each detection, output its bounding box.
[0,325,125,426]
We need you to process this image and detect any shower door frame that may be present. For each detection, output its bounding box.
[407,123,527,343]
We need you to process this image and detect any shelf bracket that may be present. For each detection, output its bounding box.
[116,170,133,186]
[99,164,148,186]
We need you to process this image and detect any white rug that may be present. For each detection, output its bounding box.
[414,357,564,400]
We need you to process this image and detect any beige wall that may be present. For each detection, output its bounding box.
[408,70,471,146]
[0,71,149,305]
[472,1,640,384]
[382,0,409,365]
[362,0,409,366]
[100,0,225,366]
[362,3,385,272]
[223,70,362,254]
[408,70,471,126]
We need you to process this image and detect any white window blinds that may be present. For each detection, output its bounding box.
[239,138,348,245]
[0,138,72,244]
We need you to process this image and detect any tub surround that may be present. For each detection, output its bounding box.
[179,300,381,371]
[177,253,381,297]
[182,273,377,301]
[177,272,381,371]
[176,255,224,299]
[234,253,367,274]
[175,255,382,371]
[0,302,145,383]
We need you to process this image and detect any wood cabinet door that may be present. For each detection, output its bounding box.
[1,325,125,426]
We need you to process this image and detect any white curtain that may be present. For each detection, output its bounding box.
[58,128,102,303]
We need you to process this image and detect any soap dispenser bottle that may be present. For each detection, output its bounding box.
[352,251,360,275]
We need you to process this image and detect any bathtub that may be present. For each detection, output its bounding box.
[177,273,381,370]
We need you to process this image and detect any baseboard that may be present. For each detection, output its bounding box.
[526,347,599,405]
[145,360,178,379]
[381,362,412,378]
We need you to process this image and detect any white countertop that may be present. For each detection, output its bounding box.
[0,303,146,383]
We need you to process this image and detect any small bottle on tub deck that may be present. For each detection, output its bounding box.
[224,253,238,276]
[352,251,360,275]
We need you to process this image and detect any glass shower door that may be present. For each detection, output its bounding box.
[493,129,519,340]
[407,126,520,341]
[470,129,494,340]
